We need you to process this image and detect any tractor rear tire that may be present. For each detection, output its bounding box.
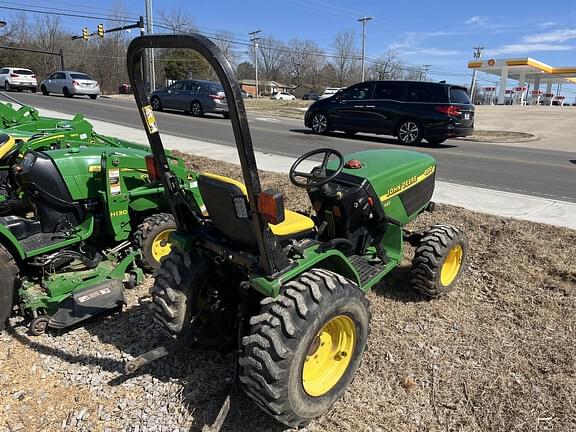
[133,213,176,272]
[239,268,370,428]
[151,248,216,337]
[410,224,468,298]
[0,244,19,331]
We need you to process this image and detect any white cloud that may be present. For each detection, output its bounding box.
[464,15,487,25]
[522,28,576,43]
[485,43,575,56]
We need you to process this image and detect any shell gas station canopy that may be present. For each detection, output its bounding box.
[468,58,576,105]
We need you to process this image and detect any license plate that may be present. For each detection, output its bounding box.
[464,113,470,120]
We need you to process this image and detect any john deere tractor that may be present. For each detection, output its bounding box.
[124,34,468,429]
[0,142,202,335]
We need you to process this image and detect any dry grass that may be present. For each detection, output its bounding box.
[1,153,574,432]
[243,98,312,119]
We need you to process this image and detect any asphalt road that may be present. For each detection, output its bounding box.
[7,92,576,203]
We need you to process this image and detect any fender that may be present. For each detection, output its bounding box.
[0,224,25,260]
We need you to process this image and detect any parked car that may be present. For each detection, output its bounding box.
[270,92,295,101]
[0,67,37,92]
[319,87,342,99]
[40,71,100,99]
[304,80,474,145]
[302,92,319,100]
[150,79,229,118]
[241,90,253,99]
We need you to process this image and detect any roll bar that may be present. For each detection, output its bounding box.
[126,34,289,275]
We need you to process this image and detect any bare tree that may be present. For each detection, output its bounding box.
[369,50,404,80]
[212,31,236,65]
[158,7,195,33]
[258,36,287,83]
[331,30,359,86]
[285,39,326,89]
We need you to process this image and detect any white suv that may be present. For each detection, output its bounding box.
[0,67,37,92]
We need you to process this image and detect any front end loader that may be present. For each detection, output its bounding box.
[123,34,469,430]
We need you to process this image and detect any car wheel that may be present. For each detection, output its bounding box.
[41,85,49,96]
[310,112,330,135]
[427,137,447,145]
[30,88,36,93]
[4,82,11,91]
[150,96,162,111]
[190,101,203,117]
[89,94,98,100]
[397,120,423,145]
[222,112,230,119]
[63,87,73,98]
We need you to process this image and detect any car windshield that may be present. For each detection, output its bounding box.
[70,73,93,80]
[449,87,471,104]
[14,69,33,75]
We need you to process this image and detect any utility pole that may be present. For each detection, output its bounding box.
[469,46,484,102]
[249,30,261,98]
[145,0,155,92]
[421,64,431,81]
[358,16,372,82]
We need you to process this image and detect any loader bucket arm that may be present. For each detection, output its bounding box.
[126,34,289,275]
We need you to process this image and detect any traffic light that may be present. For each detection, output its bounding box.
[82,27,89,41]
[97,24,104,38]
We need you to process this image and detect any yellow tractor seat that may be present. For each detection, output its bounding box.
[0,134,19,163]
[198,173,314,245]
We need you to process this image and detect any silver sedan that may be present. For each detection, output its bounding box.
[40,71,100,99]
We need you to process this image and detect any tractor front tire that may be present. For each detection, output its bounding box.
[151,248,216,337]
[239,268,370,428]
[133,213,176,272]
[0,244,19,331]
[410,224,468,298]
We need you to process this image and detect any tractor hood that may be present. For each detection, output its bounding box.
[47,146,150,200]
[329,149,436,222]
[333,150,436,196]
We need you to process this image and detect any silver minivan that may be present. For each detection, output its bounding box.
[40,71,100,99]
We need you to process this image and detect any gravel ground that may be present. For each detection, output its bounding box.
[1,154,575,432]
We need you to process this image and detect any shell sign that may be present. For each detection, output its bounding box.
[487,59,496,66]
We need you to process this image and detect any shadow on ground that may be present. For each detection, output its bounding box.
[289,129,459,149]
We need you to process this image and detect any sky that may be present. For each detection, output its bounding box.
[2,0,576,93]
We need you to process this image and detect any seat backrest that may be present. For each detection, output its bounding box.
[197,173,258,250]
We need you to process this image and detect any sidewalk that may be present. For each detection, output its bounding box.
[39,107,576,230]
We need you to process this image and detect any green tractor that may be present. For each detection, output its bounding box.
[124,34,469,429]
[0,143,202,335]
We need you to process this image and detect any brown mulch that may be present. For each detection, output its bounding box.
[0,152,574,432]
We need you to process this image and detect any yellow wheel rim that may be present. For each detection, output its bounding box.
[440,244,463,286]
[151,229,175,262]
[302,315,356,397]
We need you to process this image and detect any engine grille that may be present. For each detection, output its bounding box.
[399,172,435,216]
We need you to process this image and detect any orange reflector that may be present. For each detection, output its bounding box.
[145,154,159,181]
[367,197,374,206]
[257,189,285,225]
[332,206,341,217]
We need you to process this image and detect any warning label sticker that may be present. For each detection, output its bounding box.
[109,168,121,195]
[142,105,159,134]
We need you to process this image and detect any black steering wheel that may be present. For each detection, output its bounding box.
[289,148,344,188]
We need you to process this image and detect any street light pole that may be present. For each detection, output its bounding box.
[469,46,484,102]
[145,0,156,92]
[358,16,372,82]
[249,30,261,98]
[421,64,431,81]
